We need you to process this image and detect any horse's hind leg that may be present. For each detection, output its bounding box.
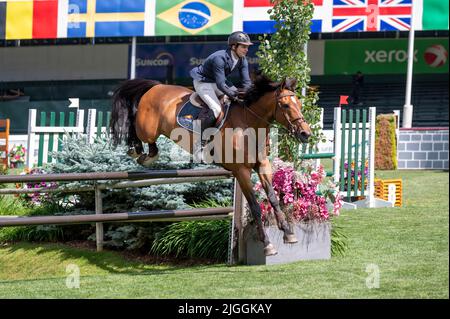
[127,141,144,158]
[137,142,159,167]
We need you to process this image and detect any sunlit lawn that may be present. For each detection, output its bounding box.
[0,170,448,298]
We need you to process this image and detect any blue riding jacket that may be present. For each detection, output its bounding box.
[190,49,252,98]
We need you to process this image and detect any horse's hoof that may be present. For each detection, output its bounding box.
[283,233,298,244]
[127,148,140,159]
[264,244,277,256]
[137,153,159,167]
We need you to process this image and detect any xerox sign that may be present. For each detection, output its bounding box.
[324,38,449,74]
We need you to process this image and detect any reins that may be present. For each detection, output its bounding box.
[242,88,306,138]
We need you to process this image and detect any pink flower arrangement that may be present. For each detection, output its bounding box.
[254,158,343,223]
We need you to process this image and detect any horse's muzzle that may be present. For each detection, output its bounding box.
[296,130,311,143]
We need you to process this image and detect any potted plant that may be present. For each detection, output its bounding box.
[244,158,343,265]
[9,144,26,169]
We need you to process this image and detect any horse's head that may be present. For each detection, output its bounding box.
[273,78,311,143]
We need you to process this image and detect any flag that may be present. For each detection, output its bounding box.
[0,0,58,40]
[332,0,413,32]
[66,0,153,38]
[422,0,449,30]
[238,0,325,34]
[156,0,233,36]
[33,0,58,39]
[339,95,349,105]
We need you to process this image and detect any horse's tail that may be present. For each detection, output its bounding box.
[110,79,160,146]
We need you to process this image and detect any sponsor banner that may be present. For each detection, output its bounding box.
[135,42,259,79]
[135,41,325,79]
[324,38,449,74]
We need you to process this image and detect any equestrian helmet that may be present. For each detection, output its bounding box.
[228,31,253,46]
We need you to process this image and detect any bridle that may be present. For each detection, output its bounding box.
[275,88,306,136]
[243,87,306,138]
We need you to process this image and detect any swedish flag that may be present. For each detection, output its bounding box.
[67,0,151,38]
[156,0,233,36]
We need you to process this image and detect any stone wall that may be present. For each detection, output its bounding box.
[398,128,449,169]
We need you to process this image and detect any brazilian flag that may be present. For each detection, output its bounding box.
[156,0,233,36]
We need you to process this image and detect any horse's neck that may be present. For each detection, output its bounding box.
[241,94,275,130]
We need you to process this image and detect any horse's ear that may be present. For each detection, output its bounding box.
[284,78,298,91]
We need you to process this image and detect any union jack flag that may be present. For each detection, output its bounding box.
[332,0,412,32]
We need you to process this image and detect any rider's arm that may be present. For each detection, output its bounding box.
[212,57,238,98]
[239,58,252,91]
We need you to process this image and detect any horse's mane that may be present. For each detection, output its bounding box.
[243,72,296,106]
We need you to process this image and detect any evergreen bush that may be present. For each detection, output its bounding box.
[29,133,235,251]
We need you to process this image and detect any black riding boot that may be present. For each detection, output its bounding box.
[194,108,216,162]
[197,107,217,131]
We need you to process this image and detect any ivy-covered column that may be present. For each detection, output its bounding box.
[257,0,325,168]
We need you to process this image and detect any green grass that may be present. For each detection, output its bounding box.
[0,170,448,298]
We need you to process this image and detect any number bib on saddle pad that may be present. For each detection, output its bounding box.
[176,92,231,134]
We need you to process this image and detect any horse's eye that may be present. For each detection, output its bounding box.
[282,103,290,109]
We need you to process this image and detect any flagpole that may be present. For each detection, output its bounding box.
[130,36,137,80]
[402,3,415,128]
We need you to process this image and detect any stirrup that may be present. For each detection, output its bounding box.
[193,139,209,163]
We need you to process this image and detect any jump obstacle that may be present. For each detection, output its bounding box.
[1,105,396,265]
[26,108,110,168]
[299,107,395,208]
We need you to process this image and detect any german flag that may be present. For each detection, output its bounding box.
[0,0,58,40]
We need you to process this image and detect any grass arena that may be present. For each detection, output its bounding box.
[0,0,448,303]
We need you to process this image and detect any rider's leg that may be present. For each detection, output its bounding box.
[193,80,222,123]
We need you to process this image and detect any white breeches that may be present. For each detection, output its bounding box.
[193,80,235,118]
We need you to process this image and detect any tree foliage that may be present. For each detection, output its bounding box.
[257,0,325,168]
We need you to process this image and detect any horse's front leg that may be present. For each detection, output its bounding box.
[233,166,277,256]
[256,159,298,244]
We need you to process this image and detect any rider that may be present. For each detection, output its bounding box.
[190,31,253,130]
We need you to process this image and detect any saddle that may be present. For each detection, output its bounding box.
[177,92,230,134]
[189,92,227,126]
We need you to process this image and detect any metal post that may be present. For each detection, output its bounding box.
[402,3,415,128]
[130,36,137,79]
[95,184,103,252]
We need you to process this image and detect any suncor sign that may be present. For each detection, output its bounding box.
[324,38,449,75]
[134,43,260,80]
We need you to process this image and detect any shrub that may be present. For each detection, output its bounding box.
[375,114,398,170]
[150,199,232,261]
[21,134,234,251]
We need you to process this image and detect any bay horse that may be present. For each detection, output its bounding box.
[110,74,312,256]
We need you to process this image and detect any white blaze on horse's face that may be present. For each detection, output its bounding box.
[277,90,311,143]
[290,96,297,105]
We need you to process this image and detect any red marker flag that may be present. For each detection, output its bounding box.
[339,95,349,106]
